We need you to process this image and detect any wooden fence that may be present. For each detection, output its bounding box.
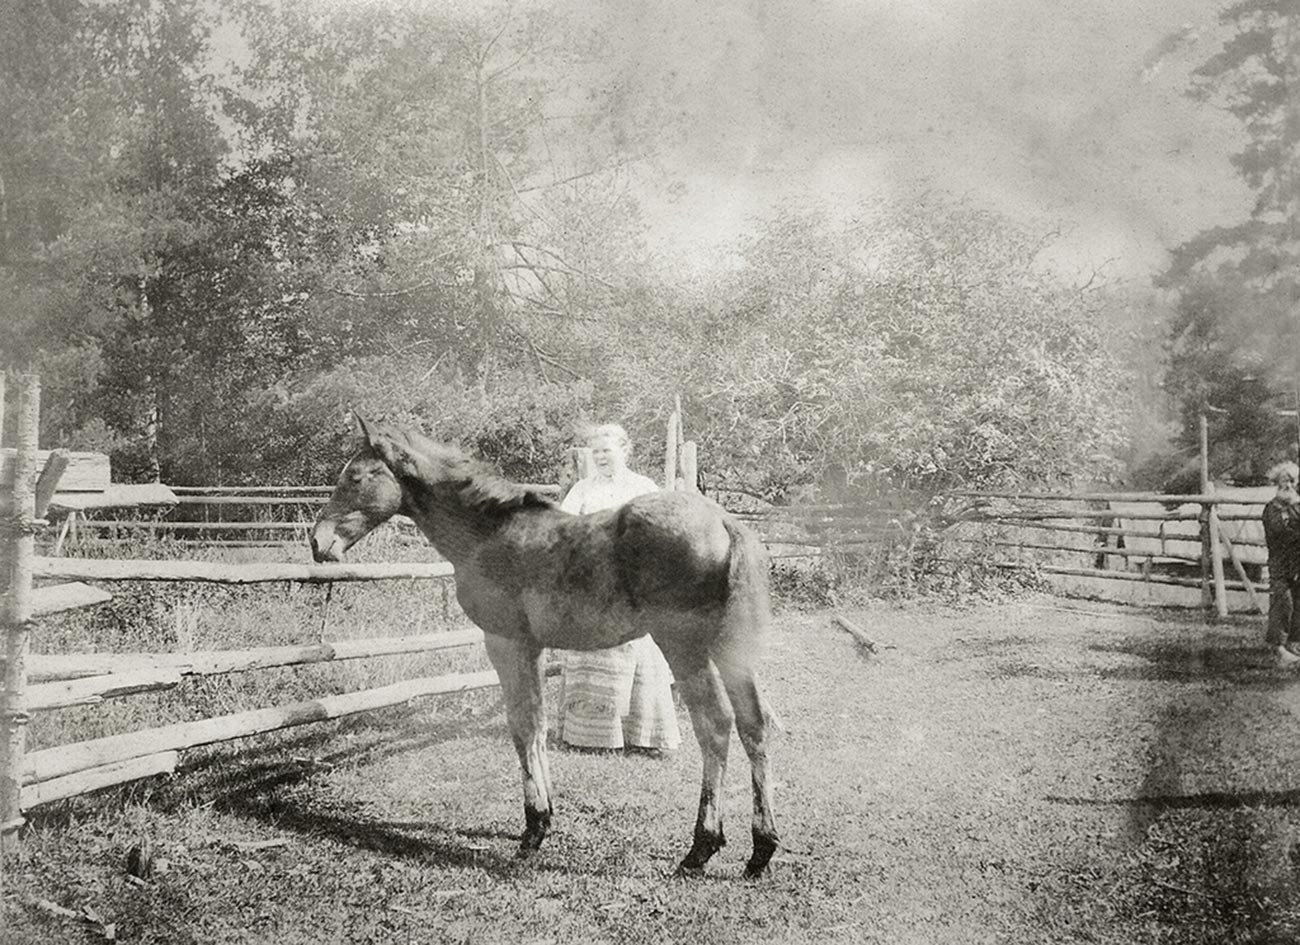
[944,488,1272,615]
[0,382,716,890]
[0,375,527,895]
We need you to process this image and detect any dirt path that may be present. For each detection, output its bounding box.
[9,596,1300,944]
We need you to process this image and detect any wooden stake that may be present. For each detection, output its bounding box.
[1208,502,1229,618]
[1199,413,1213,611]
[1215,523,1265,615]
[1,373,39,862]
[663,409,680,491]
[680,441,699,494]
[31,450,68,519]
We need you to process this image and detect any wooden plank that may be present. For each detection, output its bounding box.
[170,486,333,494]
[24,669,504,782]
[168,483,560,496]
[21,752,178,808]
[943,535,1203,565]
[49,483,178,511]
[31,583,113,617]
[0,449,109,493]
[174,495,327,506]
[989,559,1256,590]
[980,509,1199,522]
[32,451,69,518]
[32,557,455,584]
[27,668,183,711]
[952,489,1263,505]
[26,629,485,682]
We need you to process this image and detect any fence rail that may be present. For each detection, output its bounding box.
[949,487,1273,613]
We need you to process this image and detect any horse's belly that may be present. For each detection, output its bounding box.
[521,590,648,650]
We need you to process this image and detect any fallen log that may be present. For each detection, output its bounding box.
[832,615,878,655]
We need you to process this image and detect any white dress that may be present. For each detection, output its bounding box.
[557,468,682,751]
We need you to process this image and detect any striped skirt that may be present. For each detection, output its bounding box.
[558,636,682,751]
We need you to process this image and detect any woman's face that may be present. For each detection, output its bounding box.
[589,434,628,477]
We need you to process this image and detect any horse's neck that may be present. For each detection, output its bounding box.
[404,490,501,565]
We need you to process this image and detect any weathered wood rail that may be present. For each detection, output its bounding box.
[947,486,1272,615]
[0,376,536,889]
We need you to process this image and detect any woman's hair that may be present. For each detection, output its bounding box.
[586,423,631,452]
[1269,461,1300,485]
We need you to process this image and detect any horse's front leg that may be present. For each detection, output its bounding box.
[482,631,551,858]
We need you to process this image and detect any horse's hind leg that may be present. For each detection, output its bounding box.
[482,632,552,858]
[669,659,734,875]
[716,661,779,878]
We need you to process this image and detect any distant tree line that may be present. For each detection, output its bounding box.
[1152,1,1300,488]
[2,0,1146,500]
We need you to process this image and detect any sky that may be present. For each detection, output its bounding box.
[210,0,1253,284]
[582,0,1252,282]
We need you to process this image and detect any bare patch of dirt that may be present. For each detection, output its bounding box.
[8,595,1300,943]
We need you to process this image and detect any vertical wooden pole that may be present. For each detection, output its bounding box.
[1208,492,1228,618]
[1,372,38,869]
[1198,413,1213,612]
[680,441,699,494]
[663,409,680,492]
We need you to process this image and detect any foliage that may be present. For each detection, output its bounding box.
[2,2,1137,497]
[1157,2,1300,483]
[610,196,1130,500]
[234,355,594,485]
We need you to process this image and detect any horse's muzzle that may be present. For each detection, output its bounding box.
[309,522,345,563]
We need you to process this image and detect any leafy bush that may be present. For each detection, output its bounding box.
[219,356,595,485]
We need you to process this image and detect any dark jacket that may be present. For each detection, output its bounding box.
[1263,494,1300,585]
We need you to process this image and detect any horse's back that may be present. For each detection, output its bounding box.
[613,492,742,609]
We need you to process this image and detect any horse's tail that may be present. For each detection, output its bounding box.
[723,515,770,609]
[714,515,773,655]
[718,515,784,733]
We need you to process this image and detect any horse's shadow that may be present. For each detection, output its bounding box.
[81,704,555,876]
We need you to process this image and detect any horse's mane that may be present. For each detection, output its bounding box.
[396,428,557,516]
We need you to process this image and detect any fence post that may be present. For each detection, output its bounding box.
[1198,412,1213,612]
[663,408,680,492]
[680,441,699,494]
[1207,493,1228,618]
[1,373,39,871]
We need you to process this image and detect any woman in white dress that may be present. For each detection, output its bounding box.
[557,423,682,753]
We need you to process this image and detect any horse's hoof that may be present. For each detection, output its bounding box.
[674,862,707,879]
[744,830,778,879]
[515,835,545,860]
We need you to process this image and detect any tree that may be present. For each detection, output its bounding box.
[606,196,1131,500]
[230,0,667,381]
[1159,1,1300,481]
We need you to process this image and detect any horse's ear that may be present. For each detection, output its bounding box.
[353,415,415,475]
[353,412,375,447]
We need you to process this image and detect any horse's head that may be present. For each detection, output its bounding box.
[309,415,407,562]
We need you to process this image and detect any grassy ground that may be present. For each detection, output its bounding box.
[8,576,1300,943]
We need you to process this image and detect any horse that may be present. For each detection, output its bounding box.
[309,418,780,878]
